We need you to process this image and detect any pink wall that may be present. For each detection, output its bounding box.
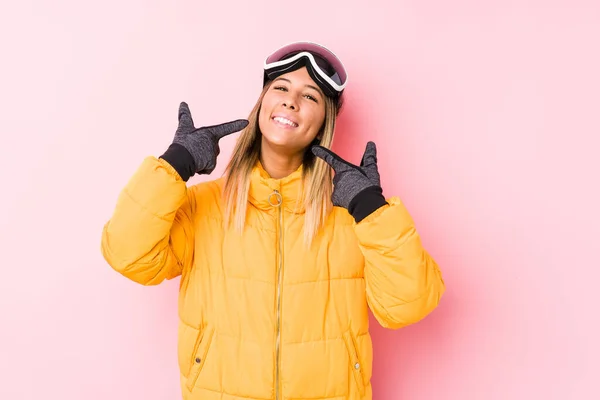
[1,1,599,399]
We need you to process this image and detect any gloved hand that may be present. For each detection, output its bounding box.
[160,102,248,181]
[311,141,388,223]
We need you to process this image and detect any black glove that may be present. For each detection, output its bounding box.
[311,141,388,223]
[160,102,248,181]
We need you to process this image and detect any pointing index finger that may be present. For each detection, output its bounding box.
[311,146,349,172]
[208,119,249,139]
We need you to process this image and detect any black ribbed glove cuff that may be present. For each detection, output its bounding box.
[160,143,196,182]
[348,186,388,223]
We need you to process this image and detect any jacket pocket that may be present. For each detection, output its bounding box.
[185,325,215,392]
[343,330,365,397]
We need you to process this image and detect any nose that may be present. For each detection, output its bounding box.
[282,101,296,110]
[281,94,297,110]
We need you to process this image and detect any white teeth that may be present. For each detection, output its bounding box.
[273,117,298,127]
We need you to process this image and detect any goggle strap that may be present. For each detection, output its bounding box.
[264,51,347,92]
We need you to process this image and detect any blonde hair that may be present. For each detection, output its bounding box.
[221,81,341,247]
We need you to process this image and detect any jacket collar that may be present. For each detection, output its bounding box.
[248,160,306,214]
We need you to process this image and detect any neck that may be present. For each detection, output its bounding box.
[259,139,305,179]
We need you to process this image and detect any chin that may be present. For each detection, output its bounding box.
[259,117,311,154]
[259,123,291,145]
[260,131,300,152]
[262,133,295,148]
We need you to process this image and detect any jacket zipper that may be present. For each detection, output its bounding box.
[273,189,284,400]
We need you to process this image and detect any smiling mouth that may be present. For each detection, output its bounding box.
[272,116,299,128]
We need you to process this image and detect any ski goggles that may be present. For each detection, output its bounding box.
[263,41,348,99]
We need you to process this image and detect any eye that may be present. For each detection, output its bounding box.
[304,94,318,103]
[273,85,288,91]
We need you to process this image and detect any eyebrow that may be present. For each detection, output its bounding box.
[274,77,324,98]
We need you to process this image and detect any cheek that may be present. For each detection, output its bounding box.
[260,93,279,117]
[258,112,269,136]
[258,101,272,132]
[306,108,326,134]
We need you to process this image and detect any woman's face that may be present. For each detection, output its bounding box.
[258,67,327,155]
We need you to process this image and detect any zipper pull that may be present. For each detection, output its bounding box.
[268,189,283,207]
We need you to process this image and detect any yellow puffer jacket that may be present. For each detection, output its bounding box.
[101,156,445,400]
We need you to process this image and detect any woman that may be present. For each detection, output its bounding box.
[101,41,445,400]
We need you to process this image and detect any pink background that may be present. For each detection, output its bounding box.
[1,1,599,399]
